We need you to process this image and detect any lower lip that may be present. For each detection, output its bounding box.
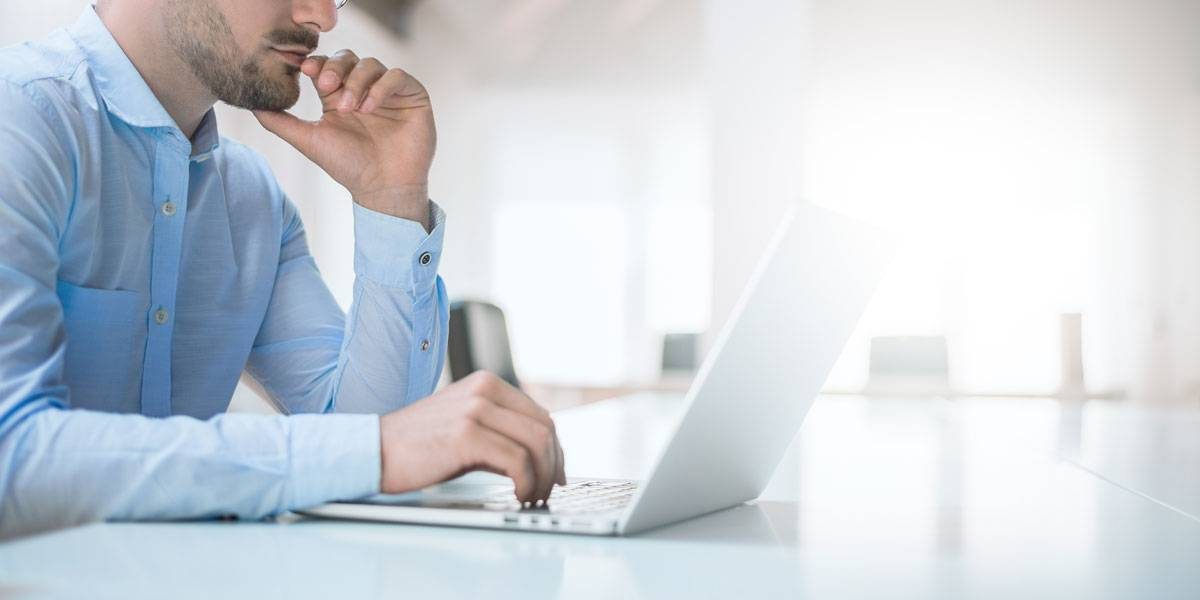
[273,49,307,67]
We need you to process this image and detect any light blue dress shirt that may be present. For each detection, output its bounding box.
[0,8,449,538]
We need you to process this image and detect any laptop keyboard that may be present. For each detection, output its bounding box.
[483,480,638,515]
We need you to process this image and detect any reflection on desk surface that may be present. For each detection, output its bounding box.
[0,394,1197,600]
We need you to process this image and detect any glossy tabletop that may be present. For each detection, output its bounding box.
[1058,401,1200,521]
[1,394,1198,599]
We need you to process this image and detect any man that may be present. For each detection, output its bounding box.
[0,0,564,539]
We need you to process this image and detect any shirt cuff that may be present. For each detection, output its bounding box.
[287,413,381,508]
[352,200,446,290]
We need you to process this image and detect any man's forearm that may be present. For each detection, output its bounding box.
[0,407,380,538]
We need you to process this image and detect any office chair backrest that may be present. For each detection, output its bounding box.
[447,300,520,388]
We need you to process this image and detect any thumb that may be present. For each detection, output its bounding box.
[253,110,317,156]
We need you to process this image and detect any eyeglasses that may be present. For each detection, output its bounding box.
[335,0,351,8]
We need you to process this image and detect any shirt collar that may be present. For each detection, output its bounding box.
[67,7,177,130]
[190,110,221,162]
[67,6,222,160]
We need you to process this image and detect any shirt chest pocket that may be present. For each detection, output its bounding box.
[56,280,147,412]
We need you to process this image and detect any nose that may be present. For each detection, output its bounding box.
[293,0,338,33]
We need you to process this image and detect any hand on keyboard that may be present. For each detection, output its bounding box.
[379,371,566,503]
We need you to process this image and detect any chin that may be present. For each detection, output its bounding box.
[224,57,302,111]
[235,75,301,111]
[262,64,303,108]
[270,79,302,110]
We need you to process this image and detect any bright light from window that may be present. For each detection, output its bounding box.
[645,202,712,334]
[493,202,629,385]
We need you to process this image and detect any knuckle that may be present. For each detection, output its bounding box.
[463,395,489,419]
[467,370,498,394]
[361,57,384,70]
[395,69,419,85]
[408,77,430,96]
[333,48,358,60]
[534,424,553,451]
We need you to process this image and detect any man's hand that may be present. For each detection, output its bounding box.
[253,50,436,229]
[379,371,567,504]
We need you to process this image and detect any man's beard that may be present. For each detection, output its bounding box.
[163,0,317,111]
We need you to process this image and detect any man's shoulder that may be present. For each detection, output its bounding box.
[0,28,95,136]
[0,28,88,99]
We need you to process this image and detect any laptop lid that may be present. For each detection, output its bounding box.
[620,202,894,534]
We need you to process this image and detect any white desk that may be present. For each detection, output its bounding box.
[1,394,1198,599]
[1057,401,1200,521]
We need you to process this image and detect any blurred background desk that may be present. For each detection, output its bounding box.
[2,393,1197,599]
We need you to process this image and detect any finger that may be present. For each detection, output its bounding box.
[316,49,360,100]
[337,57,387,112]
[300,55,327,81]
[252,110,317,156]
[464,372,561,497]
[554,431,566,486]
[472,400,557,502]
[467,425,537,503]
[542,414,565,488]
[360,68,425,114]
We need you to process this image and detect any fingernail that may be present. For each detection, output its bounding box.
[320,71,338,88]
[360,97,378,113]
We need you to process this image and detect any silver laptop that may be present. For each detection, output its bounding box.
[300,202,894,536]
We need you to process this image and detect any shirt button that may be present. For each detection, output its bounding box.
[162,201,177,217]
[154,307,169,325]
[420,339,430,352]
[419,252,432,266]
